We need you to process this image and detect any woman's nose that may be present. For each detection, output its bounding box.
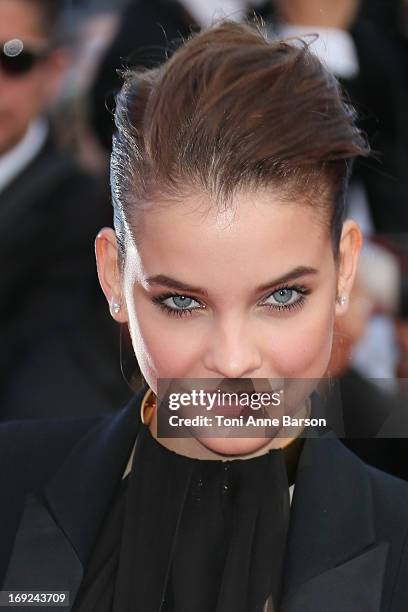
[203,317,262,378]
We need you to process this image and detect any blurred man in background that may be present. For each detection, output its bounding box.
[0,0,131,419]
[260,0,408,234]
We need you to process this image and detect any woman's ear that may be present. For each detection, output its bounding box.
[335,219,363,316]
[95,227,128,323]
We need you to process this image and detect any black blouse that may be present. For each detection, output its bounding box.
[73,423,303,612]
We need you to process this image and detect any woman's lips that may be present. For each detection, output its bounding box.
[210,401,264,419]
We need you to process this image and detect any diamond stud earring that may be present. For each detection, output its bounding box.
[337,294,348,306]
[112,301,121,314]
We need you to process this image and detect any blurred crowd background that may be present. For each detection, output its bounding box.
[1,0,408,474]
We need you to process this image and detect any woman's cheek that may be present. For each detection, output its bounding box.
[265,307,334,379]
[130,304,202,380]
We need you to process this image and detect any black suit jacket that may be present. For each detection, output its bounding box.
[0,132,131,419]
[1,384,408,611]
[323,369,408,482]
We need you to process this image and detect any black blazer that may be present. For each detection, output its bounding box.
[1,384,408,611]
[325,369,408,482]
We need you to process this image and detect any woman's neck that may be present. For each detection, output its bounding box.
[121,389,310,479]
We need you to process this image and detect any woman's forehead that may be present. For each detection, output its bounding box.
[134,188,326,240]
[126,189,332,285]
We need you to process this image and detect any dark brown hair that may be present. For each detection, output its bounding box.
[111,20,369,259]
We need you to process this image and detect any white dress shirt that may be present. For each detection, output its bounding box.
[0,118,48,194]
[277,22,359,79]
[179,0,247,27]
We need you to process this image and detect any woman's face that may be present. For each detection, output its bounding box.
[97,187,361,455]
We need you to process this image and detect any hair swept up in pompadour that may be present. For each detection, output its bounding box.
[111,20,369,258]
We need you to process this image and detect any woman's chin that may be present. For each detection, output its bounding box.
[196,435,276,457]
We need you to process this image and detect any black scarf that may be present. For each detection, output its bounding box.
[73,424,302,612]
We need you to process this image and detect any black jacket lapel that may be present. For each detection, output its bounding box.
[281,541,388,611]
[3,493,83,607]
[2,385,147,609]
[281,435,388,611]
[0,135,64,229]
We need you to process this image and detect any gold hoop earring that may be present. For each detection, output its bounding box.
[140,388,156,426]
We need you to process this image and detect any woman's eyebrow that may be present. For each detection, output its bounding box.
[145,267,318,296]
[145,275,210,295]
[257,266,318,292]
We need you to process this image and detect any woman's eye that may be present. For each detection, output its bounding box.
[269,288,295,305]
[153,294,203,318]
[166,295,198,310]
[262,287,307,312]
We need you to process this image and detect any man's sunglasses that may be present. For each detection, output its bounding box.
[0,38,50,77]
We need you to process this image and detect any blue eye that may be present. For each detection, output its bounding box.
[152,294,203,318]
[271,288,293,304]
[167,295,196,309]
[269,287,297,306]
[263,286,308,312]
